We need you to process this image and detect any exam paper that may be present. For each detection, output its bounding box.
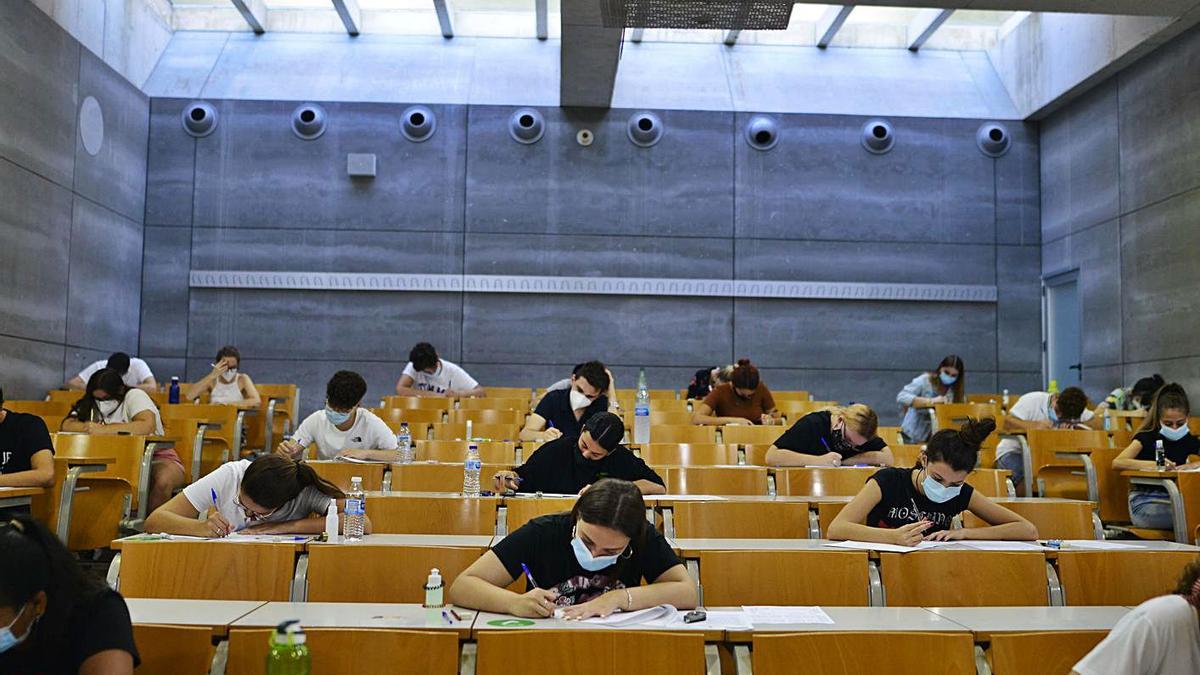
[555,604,679,626]
[335,456,391,464]
[960,540,1046,551]
[824,540,954,554]
[742,606,834,625]
[1060,540,1141,550]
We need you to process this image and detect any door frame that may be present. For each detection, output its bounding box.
[1042,268,1081,390]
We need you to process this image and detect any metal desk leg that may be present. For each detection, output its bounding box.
[136,445,156,523]
[264,399,279,454]
[1019,435,1033,497]
[291,553,309,602]
[210,640,229,675]
[56,464,107,542]
[106,552,122,591]
[705,644,721,675]
[1161,479,1190,544]
[808,509,821,539]
[1046,561,1064,606]
[1092,513,1105,541]
[460,642,477,675]
[733,644,752,675]
[495,505,508,537]
[767,474,777,498]
[663,507,676,540]
[868,560,885,607]
[686,558,703,607]
[974,645,992,675]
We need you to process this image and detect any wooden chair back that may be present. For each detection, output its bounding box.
[697,551,870,605]
[1025,429,1111,484]
[53,433,149,508]
[458,397,531,413]
[161,402,240,459]
[4,400,71,416]
[967,468,1013,497]
[447,409,526,426]
[1105,409,1147,432]
[306,543,487,602]
[752,632,974,675]
[375,418,433,441]
[615,389,680,400]
[381,395,454,410]
[132,624,216,675]
[1056,550,1200,605]
[987,631,1107,675]
[771,391,812,402]
[891,444,924,467]
[306,461,387,492]
[31,456,131,551]
[648,411,695,426]
[429,422,521,442]
[719,425,785,447]
[119,542,296,600]
[388,462,512,492]
[47,389,82,406]
[246,383,298,451]
[415,440,518,464]
[1036,446,1132,522]
[635,443,738,466]
[664,466,768,496]
[483,387,536,400]
[878,551,1048,606]
[369,495,499,535]
[777,401,838,419]
[967,393,1005,405]
[504,497,577,532]
[932,403,1002,446]
[776,467,876,497]
[477,631,705,675]
[368,407,445,426]
[876,426,904,445]
[670,501,810,538]
[645,425,717,444]
[965,499,1096,539]
[228,628,459,675]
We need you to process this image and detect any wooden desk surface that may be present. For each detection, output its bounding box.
[233,602,475,639]
[471,610,724,641]
[1122,470,1192,479]
[925,606,1129,639]
[111,535,312,551]
[0,486,44,499]
[723,606,968,641]
[54,455,117,465]
[309,534,495,548]
[127,598,266,637]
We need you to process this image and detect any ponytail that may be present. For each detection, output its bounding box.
[242,455,344,509]
[925,417,996,472]
[295,461,346,499]
[731,359,760,390]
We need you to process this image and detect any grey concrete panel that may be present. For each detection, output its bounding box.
[140,227,192,358]
[462,295,733,368]
[997,371,1043,399]
[734,114,995,243]
[457,364,705,394]
[465,107,734,238]
[735,239,995,284]
[0,0,79,187]
[469,38,558,107]
[188,357,409,417]
[733,298,998,372]
[1121,189,1200,364]
[74,49,149,222]
[1078,364,1124,405]
[996,245,1042,373]
[192,101,467,232]
[1042,218,1122,369]
[187,289,462,363]
[191,228,463,274]
[148,357,189,386]
[0,161,73,344]
[995,122,1041,246]
[64,346,119,388]
[145,98,196,227]
[611,42,733,112]
[1039,79,1119,243]
[0,335,66,401]
[1124,358,1200,419]
[464,233,732,279]
[1118,25,1200,214]
[142,32,229,99]
[66,197,144,352]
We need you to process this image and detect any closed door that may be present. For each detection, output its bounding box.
[1045,272,1081,388]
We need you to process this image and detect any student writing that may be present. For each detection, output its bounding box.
[1112,383,1200,530]
[277,370,397,462]
[764,403,894,467]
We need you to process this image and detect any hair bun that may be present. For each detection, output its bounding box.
[736,358,751,367]
[957,417,997,449]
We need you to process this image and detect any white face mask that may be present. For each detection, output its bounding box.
[96,399,120,416]
[569,389,593,411]
[220,368,238,383]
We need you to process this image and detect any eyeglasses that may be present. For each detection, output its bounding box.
[235,494,277,521]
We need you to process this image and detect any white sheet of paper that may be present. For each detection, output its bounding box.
[824,540,954,554]
[656,494,727,501]
[694,610,754,630]
[335,456,391,464]
[223,533,312,543]
[743,606,835,625]
[1061,540,1141,550]
[555,604,679,626]
[960,540,1046,551]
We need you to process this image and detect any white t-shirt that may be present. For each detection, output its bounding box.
[1073,595,1200,675]
[78,357,155,388]
[401,359,478,395]
[97,388,164,436]
[292,408,397,460]
[209,375,245,405]
[182,459,334,532]
[996,391,1096,459]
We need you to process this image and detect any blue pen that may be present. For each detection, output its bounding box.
[520,562,538,588]
[820,437,831,452]
[442,610,453,624]
[210,488,219,510]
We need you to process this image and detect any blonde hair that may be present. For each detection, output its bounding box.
[826,403,879,439]
[712,365,735,386]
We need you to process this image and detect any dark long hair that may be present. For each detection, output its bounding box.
[66,368,128,425]
[1139,383,1191,434]
[242,455,344,509]
[0,516,107,664]
[571,479,647,571]
[929,354,965,402]
[924,417,996,472]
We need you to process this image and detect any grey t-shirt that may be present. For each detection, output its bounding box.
[182,460,333,530]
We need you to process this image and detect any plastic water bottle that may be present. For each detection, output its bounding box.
[1048,379,1059,395]
[266,620,310,675]
[634,368,650,445]
[1002,389,1010,407]
[463,443,482,497]
[397,422,413,464]
[344,477,365,541]
[324,501,339,544]
[168,376,180,404]
[1155,439,1166,470]
[424,568,445,608]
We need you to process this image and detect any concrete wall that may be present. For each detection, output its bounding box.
[29,0,173,90]
[0,0,150,399]
[142,100,1041,419]
[1040,23,1200,402]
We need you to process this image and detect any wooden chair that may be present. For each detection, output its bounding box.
[771,391,812,402]
[1026,429,1111,497]
[878,551,1049,606]
[447,409,526,426]
[132,624,216,675]
[368,407,446,426]
[306,543,486,602]
[376,418,433,442]
[776,467,876,497]
[1036,446,1131,523]
[932,402,1002,433]
[635,443,739,466]
[228,628,459,675]
[160,403,242,477]
[307,460,387,492]
[670,501,809,538]
[752,632,974,675]
[1056,550,1200,605]
[47,389,82,406]
[816,502,848,538]
[664,466,768,495]
[53,434,152,518]
[967,468,1014,497]
[31,456,131,551]
[777,401,837,419]
[4,399,71,417]
[965,499,1097,539]
[876,426,904,445]
[697,550,870,605]
[458,397,531,413]
[119,542,297,600]
[1105,409,1147,433]
[987,631,1107,675]
[380,395,454,410]
[719,425,786,447]
[484,387,536,400]
[477,631,705,675]
[891,444,924,467]
[647,425,717,444]
[742,444,774,466]
[504,497,577,532]
[245,383,298,454]
[369,495,498,535]
[429,422,521,441]
[415,440,517,464]
[1109,429,1137,451]
[388,462,511,492]
[648,411,695,426]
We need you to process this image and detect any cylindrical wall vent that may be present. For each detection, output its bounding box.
[292,103,327,140]
[977,122,1011,158]
[745,115,780,151]
[627,111,663,148]
[509,108,545,144]
[182,101,218,138]
[401,105,436,142]
[861,119,895,155]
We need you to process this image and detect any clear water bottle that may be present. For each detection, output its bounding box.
[1155,439,1166,470]
[634,368,650,445]
[344,477,365,541]
[168,376,180,404]
[266,620,310,675]
[463,443,482,497]
[397,422,413,464]
[1002,389,1010,407]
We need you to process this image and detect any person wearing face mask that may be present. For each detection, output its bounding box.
[66,351,156,394]
[691,359,781,426]
[828,417,1037,546]
[896,355,966,443]
[276,370,397,461]
[145,454,362,538]
[1112,384,1200,530]
[521,362,612,442]
[0,515,139,674]
[546,362,619,408]
[1103,374,1166,413]
[764,404,894,467]
[495,413,665,495]
[395,342,485,398]
[182,345,261,408]
[60,369,181,513]
[448,478,697,620]
[996,386,1094,495]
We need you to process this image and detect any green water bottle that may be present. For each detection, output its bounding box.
[266,620,310,675]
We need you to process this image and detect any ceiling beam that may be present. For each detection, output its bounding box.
[793,1,1196,17]
[230,0,267,34]
[433,0,454,38]
[816,5,854,49]
[536,0,548,40]
[907,8,954,51]
[331,0,361,36]
[724,29,741,46]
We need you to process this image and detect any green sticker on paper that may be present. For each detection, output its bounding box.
[487,619,535,627]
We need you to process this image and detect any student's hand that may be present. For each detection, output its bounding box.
[1177,461,1200,472]
[542,428,563,441]
[204,510,233,538]
[760,414,774,426]
[813,452,842,467]
[337,449,376,461]
[1160,458,1179,471]
[923,528,966,542]
[723,418,754,426]
[930,396,948,405]
[508,588,560,618]
[559,592,623,620]
[209,361,230,379]
[892,520,931,547]
[275,439,303,458]
[493,470,521,492]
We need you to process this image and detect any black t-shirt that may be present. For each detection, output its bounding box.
[491,513,682,606]
[865,467,975,533]
[533,389,609,439]
[1133,430,1200,465]
[0,589,140,674]
[514,435,664,494]
[0,410,54,475]
[772,411,887,460]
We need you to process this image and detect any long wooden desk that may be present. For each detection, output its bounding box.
[233,602,476,639]
[0,486,44,509]
[1121,469,1200,544]
[924,606,1129,639]
[126,598,266,637]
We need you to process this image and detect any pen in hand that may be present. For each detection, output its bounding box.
[521,562,538,588]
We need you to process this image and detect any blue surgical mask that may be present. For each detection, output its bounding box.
[1048,404,1059,424]
[939,371,957,386]
[1161,423,1189,442]
[570,530,623,572]
[921,466,962,504]
[325,407,352,426]
[0,604,31,654]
